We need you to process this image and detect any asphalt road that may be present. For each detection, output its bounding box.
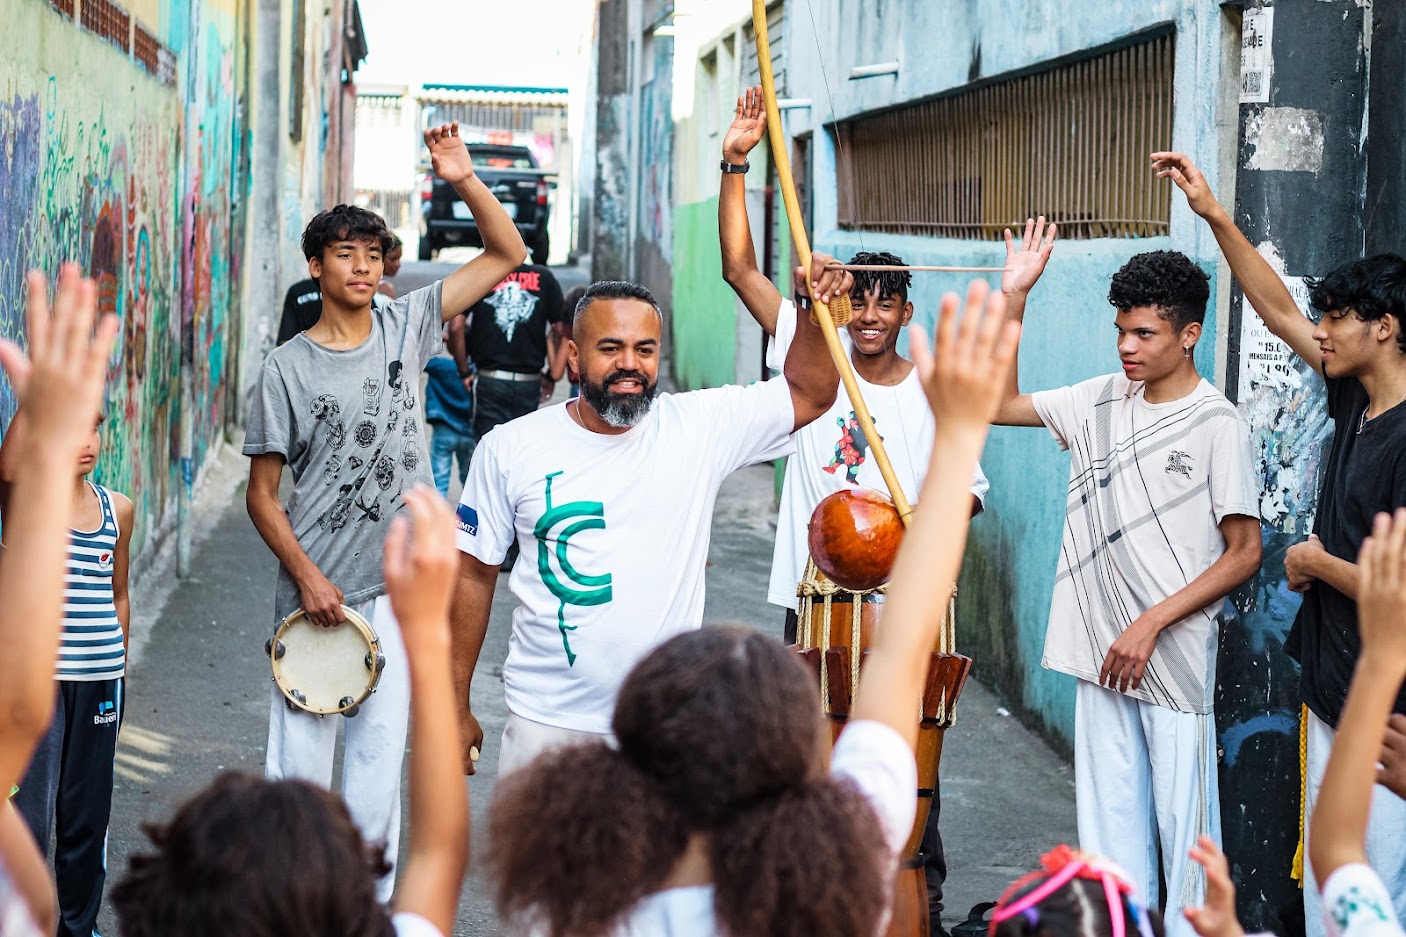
[93,258,1075,934]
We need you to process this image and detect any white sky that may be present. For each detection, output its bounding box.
[356,0,598,90]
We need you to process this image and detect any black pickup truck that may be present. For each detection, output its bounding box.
[418,143,553,264]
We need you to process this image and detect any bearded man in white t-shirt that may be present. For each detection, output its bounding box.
[448,273,844,777]
[995,246,1263,937]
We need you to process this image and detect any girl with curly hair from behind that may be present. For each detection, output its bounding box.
[488,280,1021,937]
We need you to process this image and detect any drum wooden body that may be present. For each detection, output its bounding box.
[795,560,970,937]
[267,606,385,717]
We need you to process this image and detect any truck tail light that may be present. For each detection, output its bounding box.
[420,174,434,203]
[536,180,549,207]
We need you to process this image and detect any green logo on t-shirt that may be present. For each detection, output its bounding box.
[533,471,613,665]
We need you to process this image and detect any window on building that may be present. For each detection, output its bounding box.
[836,30,1174,240]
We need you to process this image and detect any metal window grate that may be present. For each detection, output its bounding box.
[80,0,131,53]
[837,32,1174,240]
[50,0,74,18]
[133,22,159,74]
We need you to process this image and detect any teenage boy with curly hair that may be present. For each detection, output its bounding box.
[243,122,524,899]
[997,248,1263,937]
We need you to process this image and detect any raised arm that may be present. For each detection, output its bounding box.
[384,488,470,936]
[719,85,784,333]
[781,253,850,432]
[1310,509,1406,881]
[0,267,118,792]
[1154,152,1321,373]
[994,217,1055,427]
[852,282,1018,747]
[426,122,528,319]
[448,553,495,775]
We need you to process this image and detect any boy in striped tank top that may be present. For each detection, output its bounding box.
[1,409,133,937]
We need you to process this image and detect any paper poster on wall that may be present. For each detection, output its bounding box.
[1238,275,1308,394]
[1240,7,1274,104]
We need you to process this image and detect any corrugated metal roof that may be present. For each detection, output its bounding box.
[416,84,569,106]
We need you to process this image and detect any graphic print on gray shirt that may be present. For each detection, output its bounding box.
[244,282,444,622]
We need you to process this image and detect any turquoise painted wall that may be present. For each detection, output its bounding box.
[672,196,742,389]
[822,231,1218,745]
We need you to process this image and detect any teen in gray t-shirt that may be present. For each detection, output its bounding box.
[244,281,443,622]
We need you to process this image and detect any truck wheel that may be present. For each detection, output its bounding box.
[530,232,550,266]
[417,236,433,261]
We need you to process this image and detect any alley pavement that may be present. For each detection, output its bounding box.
[98,264,1075,933]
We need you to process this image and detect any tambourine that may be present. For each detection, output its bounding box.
[265,605,385,717]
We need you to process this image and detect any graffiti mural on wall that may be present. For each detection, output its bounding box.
[0,0,243,558]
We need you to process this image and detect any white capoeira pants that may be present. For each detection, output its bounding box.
[1075,680,1219,937]
[1302,709,1406,937]
[497,710,611,778]
[265,594,410,903]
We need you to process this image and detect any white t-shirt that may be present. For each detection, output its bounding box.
[393,912,444,937]
[604,719,917,937]
[1322,864,1405,937]
[456,379,795,733]
[1031,374,1258,713]
[765,298,989,609]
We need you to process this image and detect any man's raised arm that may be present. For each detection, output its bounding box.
[782,254,850,432]
[427,122,529,320]
[719,86,784,334]
[1154,152,1321,373]
[994,217,1056,427]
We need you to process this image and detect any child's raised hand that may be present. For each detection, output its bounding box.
[0,266,118,453]
[1183,836,1246,937]
[1356,508,1406,664]
[909,279,1020,431]
[383,487,459,647]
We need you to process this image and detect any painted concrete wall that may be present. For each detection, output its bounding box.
[778,0,1241,745]
[0,0,247,579]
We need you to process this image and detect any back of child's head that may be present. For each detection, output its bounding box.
[489,626,889,937]
[992,847,1164,937]
[301,205,394,261]
[111,772,393,937]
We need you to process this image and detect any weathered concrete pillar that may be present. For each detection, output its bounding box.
[1221,1,1367,931]
[592,0,630,283]
[1365,3,1404,256]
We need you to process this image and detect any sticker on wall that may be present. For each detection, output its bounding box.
[1240,7,1273,105]
[1239,274,1306,393]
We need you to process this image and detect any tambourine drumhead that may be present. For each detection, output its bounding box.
[269,606,383,716]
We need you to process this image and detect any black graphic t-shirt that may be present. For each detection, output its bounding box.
[1288,374,1406,726]
[244,283,444,621]
[465,264,564,374]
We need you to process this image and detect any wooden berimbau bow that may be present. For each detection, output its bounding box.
[749,0,915,529]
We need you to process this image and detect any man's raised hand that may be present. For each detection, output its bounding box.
[1001,216,1056,297]
[1152,152,1225,221]
[0,265,118,456]
[424,122,476,187]
[909,280,1020,430]
[723,85,767,164]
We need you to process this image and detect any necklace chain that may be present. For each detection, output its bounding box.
[1358,392,1406,434]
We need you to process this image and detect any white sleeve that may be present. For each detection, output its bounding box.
[455,434,516,564]
[683,377,796,477]
[969,459,991,509]
[1030,380,1094,450]
[830,720,917,858]
[392,912,447,937]
[1210,413,1259,522]
[1321,864,1405,937]
[765,297,798,373]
